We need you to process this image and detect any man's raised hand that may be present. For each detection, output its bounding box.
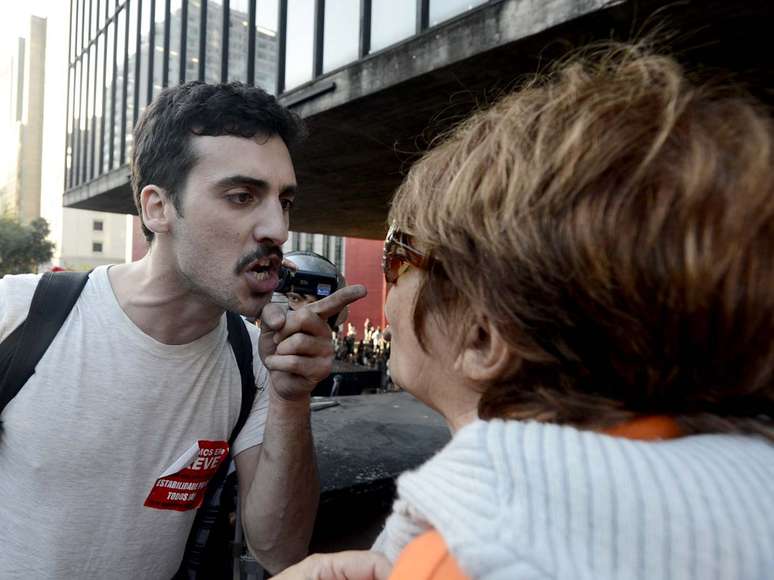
[259,284,367,401]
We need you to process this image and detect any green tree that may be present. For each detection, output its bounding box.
[0,215,55,277]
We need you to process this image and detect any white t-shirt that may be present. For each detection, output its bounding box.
[0,266,270,579]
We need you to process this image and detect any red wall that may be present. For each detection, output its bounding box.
[344,237,387,339]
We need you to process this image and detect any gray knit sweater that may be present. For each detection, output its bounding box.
[373,419,774,580]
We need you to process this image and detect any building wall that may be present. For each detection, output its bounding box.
[58,208,128,270]
[0,19,46,224]
[0,124,22,215]
[18,16,47,224]
[344,237,386,339]
[0,40,22,213]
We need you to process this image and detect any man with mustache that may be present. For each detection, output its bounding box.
[0,82,365,579]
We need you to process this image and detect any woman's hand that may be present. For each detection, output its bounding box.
[273,550,392,580]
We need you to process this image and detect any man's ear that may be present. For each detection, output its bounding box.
[456,317,514,383]
[140,185,173,235]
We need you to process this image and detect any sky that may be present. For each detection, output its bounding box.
[0,1,54,52]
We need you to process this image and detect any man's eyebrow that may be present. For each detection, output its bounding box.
[215,175,297,195]
[215,175,269,190]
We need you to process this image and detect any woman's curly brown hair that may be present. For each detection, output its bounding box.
[389,44,774,439]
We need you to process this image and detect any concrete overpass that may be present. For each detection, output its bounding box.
[64,0,774,239]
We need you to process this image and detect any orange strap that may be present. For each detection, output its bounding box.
[388,415,681,579]
[602,415,681,440]
[389,530,468,580]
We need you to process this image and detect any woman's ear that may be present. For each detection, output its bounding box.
[456,317,514,383]
[140,185,172,235]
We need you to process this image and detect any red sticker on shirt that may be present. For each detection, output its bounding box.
[144,440,229,512]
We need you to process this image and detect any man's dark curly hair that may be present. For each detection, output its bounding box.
[131,81,306,242]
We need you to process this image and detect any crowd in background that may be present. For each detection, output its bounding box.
[332,319,395,391]
[333,319,390,367]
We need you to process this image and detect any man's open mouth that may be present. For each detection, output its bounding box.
[246,256,280,276]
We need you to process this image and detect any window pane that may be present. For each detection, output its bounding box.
[76,58,83,185]
[98,0,106,31]
[83,0,89,43]
[66,64,77,186]
[139,0,151,109]
[114,6,126,167]
[80,0,87,51]
[169,0,184,83]
[89,42,98,179]
[126,0,137,157]
[228,0,249,82]
[254,0,278,93]
[153,0,165,96]
[205,0,224,83]
[370,0,415,53]
[94,35,104,178]
[285,0,313,90]
[323,0,358,73]
[78,57,87,183]
[91,0,99,38]
[429,0,487,27]
[83,47,93,181]
[69,0,75,62]
[187,0,201,80]
[334,236,343,268]
[69,0,78,63]
[103,20,114,172]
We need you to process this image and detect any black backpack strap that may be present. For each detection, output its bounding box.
[175,312,257,579]
[225,311,257,445]
[0,271,90,416]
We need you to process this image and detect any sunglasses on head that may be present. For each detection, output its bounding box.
[381,222,435,284]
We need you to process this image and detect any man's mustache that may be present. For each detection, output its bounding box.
[235,244,284,275]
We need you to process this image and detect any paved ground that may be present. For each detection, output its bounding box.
[308,391,451,551]
[312,391,450,492]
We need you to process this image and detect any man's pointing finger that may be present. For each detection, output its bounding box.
[306,284,367,320]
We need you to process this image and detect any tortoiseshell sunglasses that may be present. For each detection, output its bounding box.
[381,222,435,284]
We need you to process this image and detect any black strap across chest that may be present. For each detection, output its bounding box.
[0,271,90,416]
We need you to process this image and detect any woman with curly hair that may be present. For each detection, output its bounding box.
[278,45,774,580]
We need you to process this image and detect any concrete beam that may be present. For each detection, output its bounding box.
[63,165,134,214]
[280,0,624,120]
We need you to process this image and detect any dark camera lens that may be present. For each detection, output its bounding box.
[276,267,293,294]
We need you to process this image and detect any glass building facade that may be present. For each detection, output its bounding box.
[64,0,489,195]
[64,0,490,271]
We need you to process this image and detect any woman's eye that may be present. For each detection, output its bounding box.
[281,198,295,211]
